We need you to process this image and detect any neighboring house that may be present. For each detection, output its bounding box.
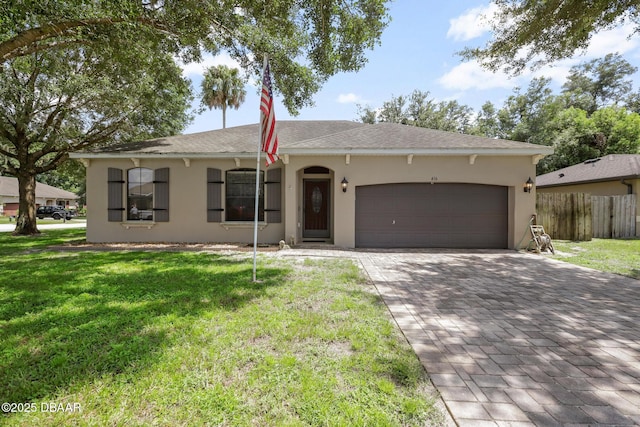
[536,154,640,237]
[70,120,553,249]
[0,176,79,217]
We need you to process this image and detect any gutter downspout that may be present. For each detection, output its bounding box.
[621,179,633,195]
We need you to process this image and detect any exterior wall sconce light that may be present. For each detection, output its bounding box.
[341,177,349,193]
[524,177,534,193]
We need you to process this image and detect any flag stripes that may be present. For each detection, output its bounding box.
[260,61,279,166]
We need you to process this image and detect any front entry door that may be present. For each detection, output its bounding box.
[303,179,330,239]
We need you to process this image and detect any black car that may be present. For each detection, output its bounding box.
[36,205,74,220]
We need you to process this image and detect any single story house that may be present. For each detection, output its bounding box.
[536,154,640,236]
[0,176,79,217]
[70,120,553,249]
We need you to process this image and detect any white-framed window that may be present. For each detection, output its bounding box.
[107,167,169,222]
[127,167,154,220]
[225,169,264,222]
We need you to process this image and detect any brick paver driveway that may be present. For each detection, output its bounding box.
[357,250,640,426]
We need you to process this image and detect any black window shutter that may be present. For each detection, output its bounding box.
[154,168,170,222]
[265,168,281,223]
[107,168,124,222]
[207,168,223,222]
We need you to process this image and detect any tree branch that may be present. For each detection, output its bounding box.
[0,143,16,158]
[1,17,173,61]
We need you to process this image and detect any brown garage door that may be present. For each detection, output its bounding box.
[355,183,508,248]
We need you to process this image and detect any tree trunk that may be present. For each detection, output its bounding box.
[13,174,40,235]
[222,105,227,129]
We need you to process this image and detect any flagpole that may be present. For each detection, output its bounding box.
[253,55,269,282]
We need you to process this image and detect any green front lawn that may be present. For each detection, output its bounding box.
[552,238,640,279]
[0,230,442,426]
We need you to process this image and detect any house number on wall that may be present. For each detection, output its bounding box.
[312,186,322,213]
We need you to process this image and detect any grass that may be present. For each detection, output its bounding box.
[552,238,640,279]
[0,229,442,426]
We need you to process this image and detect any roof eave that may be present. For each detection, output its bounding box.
[282,147,553,156]
[537,174,640,188]
[69,152,258,159]
[71,147,554,159]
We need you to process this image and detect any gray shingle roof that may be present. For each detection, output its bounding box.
[76,120,552,156]
[285,122,547,151]
[0,176,78,200]
[536,154,640,187]
[86,121,365,155]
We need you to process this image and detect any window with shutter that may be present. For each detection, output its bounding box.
[127,168,154,220]
[226,169,264,221]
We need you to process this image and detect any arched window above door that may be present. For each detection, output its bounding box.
[303,166,330,174]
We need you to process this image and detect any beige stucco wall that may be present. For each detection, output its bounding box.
[284,155,536,249]
[84,154,539,248]
[85,157,285,243]
[537,179,638,197]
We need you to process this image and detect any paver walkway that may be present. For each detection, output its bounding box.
[282,248,640,426]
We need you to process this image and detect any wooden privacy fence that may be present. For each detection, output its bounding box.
[592,194,637,238]
[536,193,637,240]
[536,193,592,240]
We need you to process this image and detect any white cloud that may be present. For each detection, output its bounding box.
[582,22,639,58]
[447,3,498,42]
[438,61,518,91]
[179,53,242,78]
[337,93,363,104]
[529,62,572,85]
[441,20,640,94]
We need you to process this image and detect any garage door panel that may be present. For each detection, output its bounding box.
[355,183,507,248]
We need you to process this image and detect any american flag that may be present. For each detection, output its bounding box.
[260,61,279,166]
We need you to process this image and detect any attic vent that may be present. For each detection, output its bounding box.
[559,173,565,178]
[584,158,601,165]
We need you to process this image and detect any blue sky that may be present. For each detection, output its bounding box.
[181,0,640,134]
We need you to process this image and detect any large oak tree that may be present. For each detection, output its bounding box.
[0,38,192,234]
[0,1,390,235]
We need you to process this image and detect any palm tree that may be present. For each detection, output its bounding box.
[200,65,247,129]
